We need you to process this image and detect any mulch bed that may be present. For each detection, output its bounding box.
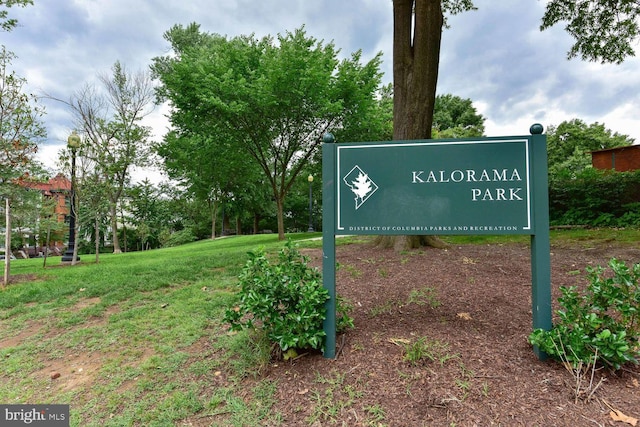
[253,238,639,426]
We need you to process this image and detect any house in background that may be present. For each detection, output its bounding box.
[591,145,640,172]
[15,173,70,255]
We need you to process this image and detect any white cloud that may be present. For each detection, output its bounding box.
[4,0,640,178]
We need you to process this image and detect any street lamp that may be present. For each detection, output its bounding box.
[307,174,314,232]
[61,131,81,263]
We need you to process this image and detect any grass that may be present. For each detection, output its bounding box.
[442,227,640,246]
[1,229,638,425]
[0,233,320,426]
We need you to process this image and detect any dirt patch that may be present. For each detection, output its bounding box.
[0,319,46,348]
[37,352,107,393]
[254,240,639,426]
[1,273,43,286]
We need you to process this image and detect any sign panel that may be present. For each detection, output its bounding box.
[322,129,552,361]
[336,138,532,235]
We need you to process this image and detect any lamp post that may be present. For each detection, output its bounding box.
[307,174,314,232]
[62,131,81,263]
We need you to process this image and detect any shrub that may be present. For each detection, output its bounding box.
[529,258,640,370]
[549,168,640,227]
[224,240,339,354]
[161,228,196,247]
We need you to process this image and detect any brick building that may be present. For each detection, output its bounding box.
[15,174,71,252]
[591,145,640,172]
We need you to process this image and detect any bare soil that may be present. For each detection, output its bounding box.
[257,238,640,426]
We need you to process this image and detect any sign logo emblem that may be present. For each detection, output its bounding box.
[343,165,378,209]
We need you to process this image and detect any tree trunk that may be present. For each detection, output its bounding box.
[94,214,100,263]
[210,198,217,239]
[109,202,121,254]
[223,214,231,236]
[374,235,449,251]
[385,0,447,250]
[43,224,50,268]
[276,197,286,241]
[121,207,127,253]
[253,213,260,234]
[393,0,442,141]
[3,198,10,288]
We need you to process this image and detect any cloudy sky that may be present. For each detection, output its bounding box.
[3,0,640,178]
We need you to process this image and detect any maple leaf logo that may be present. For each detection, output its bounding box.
[343,166,378,209]
[352,172,372,200]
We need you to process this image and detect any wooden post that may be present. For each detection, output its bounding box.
[3,198,10,288]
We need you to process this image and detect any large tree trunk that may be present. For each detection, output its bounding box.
[393,0,442,141]
[375,235,449,251]
[276,197,286,241]
[380,0,448,250]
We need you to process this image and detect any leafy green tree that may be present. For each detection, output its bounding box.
[369,88,485,141]
[37,193,65,267]
[79,171,110,260]
[546,119,634,179]
[0,44,44,282]
[157,184,214,242]
[432,94,485,138]
[155,132,220,239]
[126,179,175,250]
[153,24,274,238]
[541,0,640,63]
[153,25,384,240]
[375,83,394,141]
[0,0,32,32]
[0,46,45,186]
[56,137,112,261]
[156,129,265,239]
[64,61,155,253]
[394,0,638,145]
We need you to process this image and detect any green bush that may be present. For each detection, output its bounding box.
[160,228,197,247]
[224,240,336,354]
[549,168,640,227]
[529,258,640,370]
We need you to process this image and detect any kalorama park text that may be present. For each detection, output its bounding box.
[410,168,524,202]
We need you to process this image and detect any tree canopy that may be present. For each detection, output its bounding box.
[432,94,485,138]
[65,61,155,254]
[0,0,32,32]
[0,46,45,187]
[541,0,640,63]
[546,118,635,178]
[152,24,385,240]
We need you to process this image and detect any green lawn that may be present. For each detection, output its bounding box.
[0,229,637,426]
[0,233,325,426]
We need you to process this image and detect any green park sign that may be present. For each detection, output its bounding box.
[321,125,552,359]
[337,137,533,235]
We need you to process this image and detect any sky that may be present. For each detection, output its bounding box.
[3,0,640,181]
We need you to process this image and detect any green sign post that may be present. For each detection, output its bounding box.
[321,125,552,359]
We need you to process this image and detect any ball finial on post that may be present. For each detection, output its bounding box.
[322,132,335,144]
[530,123,544,135]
